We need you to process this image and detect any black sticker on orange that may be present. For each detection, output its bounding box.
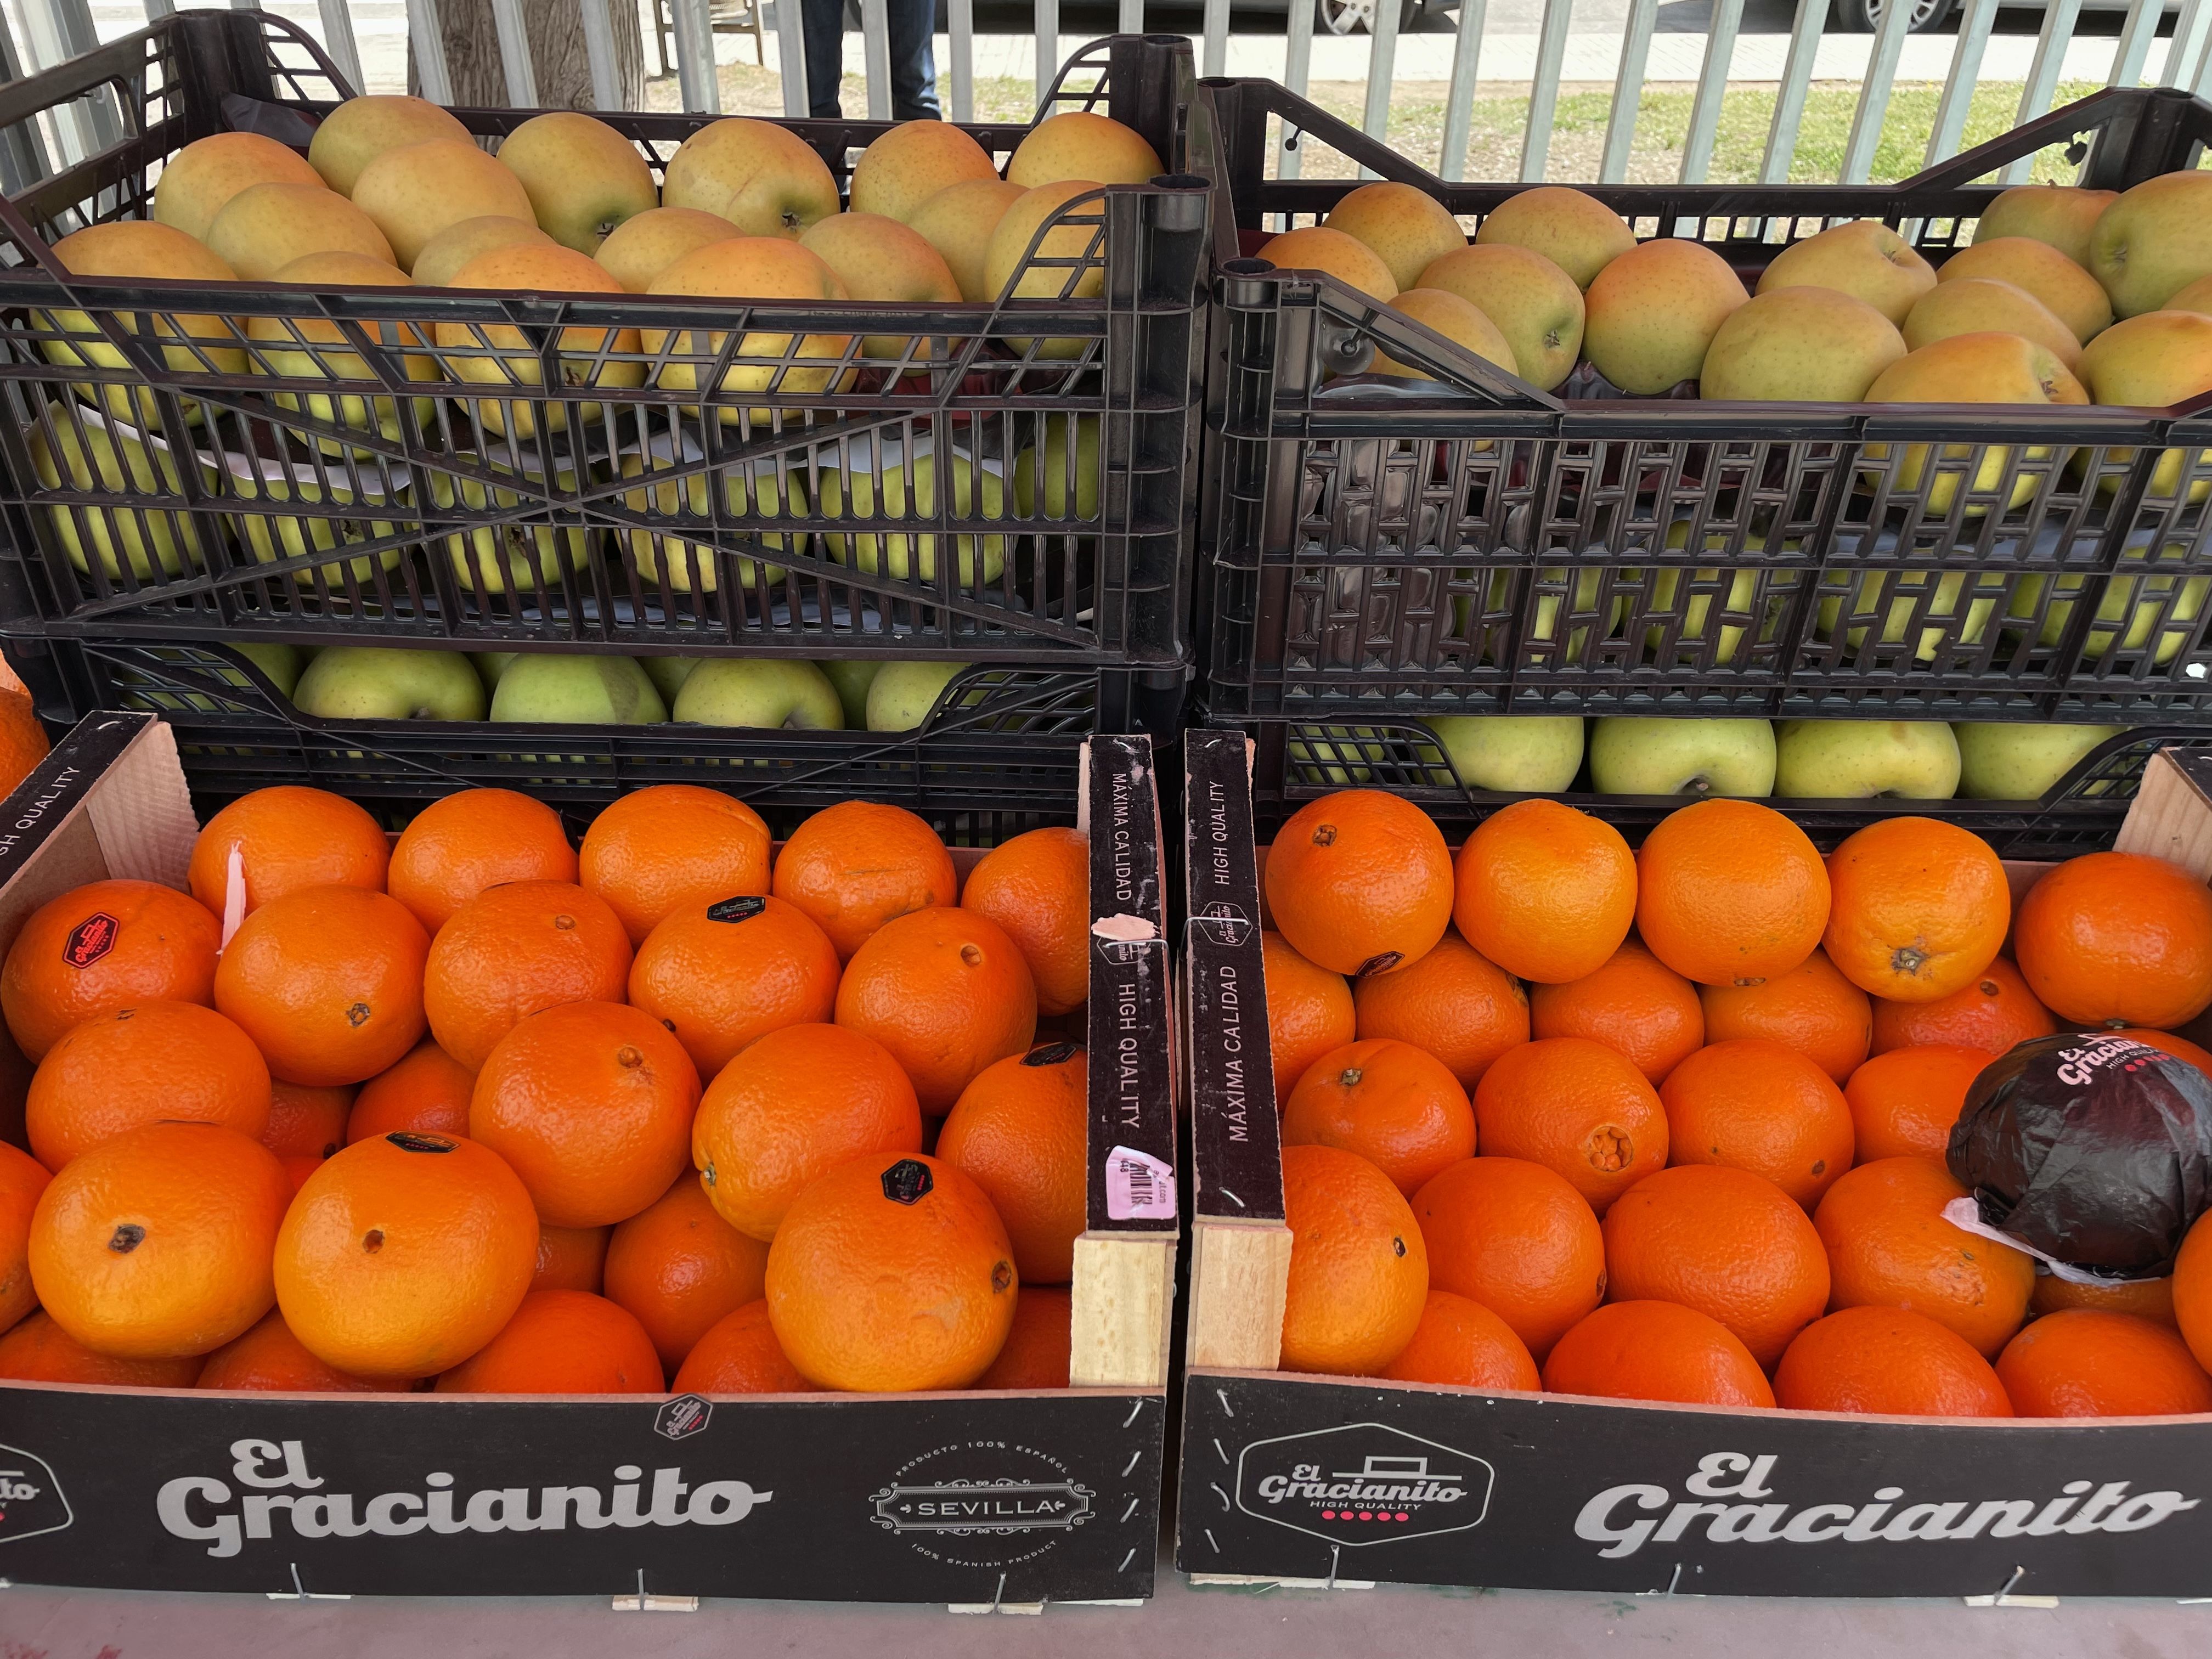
[1024,1041,1081,1067]
[881,1158,933,1205]
[386,1132,457,1154]
[705,896,769,924]
[63,913,118,970]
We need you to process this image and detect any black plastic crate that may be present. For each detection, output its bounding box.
[1225,713,2212,859]
[0,12,1209,669]
[7,635,1182,838]
[1188,79,2212,723]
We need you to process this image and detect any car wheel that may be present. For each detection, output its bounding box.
[1831,0,1957,32]
[1317,0,1423,35]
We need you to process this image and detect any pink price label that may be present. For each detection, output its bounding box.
[1105,1145,1176,1222]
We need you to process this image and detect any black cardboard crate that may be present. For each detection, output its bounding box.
[0,713,1178,1602]
[1187,80,2212,723]
[0,11,1208,669]
[1175,727,2212,1599]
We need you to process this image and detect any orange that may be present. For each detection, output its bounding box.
[2171,1209,2212,1371]
[772,800,956,962]
[604,1175,771,1370]
[1352,932,1528,1090]
[1602,1164,1831,1365]
[1,878,222,1060]
[1635,799,1831,988]
[0,1140,52,1333]
[1380,1290,1539,1391]
[835,907,1037,1113]
[0,682,48,800]
[672,1300,809,1395]
[1543,1300,1774,1408]
[0,1310,200,1388]
[274,1130,538,1377]
[628,893,840,1077]
[1813,1154,2034,1357]
[29,1121,290,1359]
[2033,1272,2176,1328]
[1411,1158,1603,1360]
[974,1286,1073,1389]
[187,785,389,920]
[1700,946,1872,1084]
[277,1153,324,1196]
[263,1080,356,1161]
[1471,1037,1667,1214]
[692,1023,922,1241]
[765,1150,1017,1392]
[422,879,631,1070]
[348,1040,475,1144]
[1774,1306,2013,1418]
[27,1001,272,1169]
[1262,931,1355,1107]
[582,785,774,946]
[961,827,1091,1017]
[1529,940,1703,1085]
[533,1223,610,1293]
[935,1042,1088,1284]
[1279,1143,1429,1376]
[2132,1029,2212,1079]
[470,1000,700,1228]
[1997,1308,2212,1418]
[215,886,429,1086]
[1822,818,2008,1003]
[1281,1037,1476,1197]
[1871,956,2056,1057]
[435,1289,664,1394]
[196,1308,410,1392]
[1659,1038,1855,1208]
[2015,851,2212,1029]
[1453,799,1635,984]
[1844,1045,1991,1162]
[1265,790,1452,978]
[388,788,577,933]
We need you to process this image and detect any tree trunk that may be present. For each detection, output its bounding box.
[414,0,647,112]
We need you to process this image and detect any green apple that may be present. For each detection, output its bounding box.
[1774,719,1960,799]
[235,642,303,700]
[641,656,706,703]
[2004,567,2210,665]
[819,454,1007,587]
[867,660,976,732]
[820,660,884,728]
[221,467,407,589]
[293,645,487,721]
[1814,568,1997,662]
[1588,716,1776,797]
[1477,566,1626,664]
[1423,715,1583,792]
[1285,727,1389,786]
[473,652,521,693]
[614,453,801,593]
[1955,721,2117,799]
[1646,522,1790,665]
[1013,415,1101,521]
[426,464,593,595]
[490,654,667,725]
[28,414,204,580]
[250,315,439,459]
[673,659,843,729]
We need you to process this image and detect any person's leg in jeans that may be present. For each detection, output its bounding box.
[799,0,845,117]
[886,0,940,120]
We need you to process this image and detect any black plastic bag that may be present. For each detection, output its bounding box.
[1946,1030,2212,1279]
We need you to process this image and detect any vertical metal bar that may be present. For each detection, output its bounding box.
[775,0,808,115]
[1839,0,1914,184]
[0,1,55,195]
[16,0,103,160]
[2192,14,2212,93]
[487,0,541,106]
[577,0,620,110]
[1760,0,1827,183]
[1278,0,1317,178]
[1202,0,1228,78]
[2164,0,2212,88]
[229,0,261,10]
[1599,0,1657,185]
[405,0,455,108]
[949,0,973,121]
[1677,0,1742,183]
[2109,0,2159,87]
[1120,0,1144,29]
[142,0,176,18]
[1519,0,1573,182]
[1926,0,1997,162]
[314,0,366,92]
[1437,0,1487,182]
[861,0,891,117]
[673,0,722,112]
[2001,0,2081,183]
[1361,0,1405,177]
[1035,0,1059,115]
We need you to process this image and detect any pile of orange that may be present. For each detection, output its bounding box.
[1267,788,2212,1419]
[0,783,1092,1398]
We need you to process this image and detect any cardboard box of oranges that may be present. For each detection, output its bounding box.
[1176,729,2212,1599]
[0,711,1175,1605]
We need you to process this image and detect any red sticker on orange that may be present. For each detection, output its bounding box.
[62,913,117,969]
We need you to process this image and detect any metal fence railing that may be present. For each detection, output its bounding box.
[4,0,2211,183]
